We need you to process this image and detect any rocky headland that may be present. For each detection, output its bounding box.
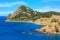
[6,5,60,34]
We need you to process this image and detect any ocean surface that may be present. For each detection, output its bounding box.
[0,16,60,40]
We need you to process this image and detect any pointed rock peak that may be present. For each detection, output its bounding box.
[18,5,27,9]
[18,5,32,9]
[20,5,26,7]
[17,5,33,12]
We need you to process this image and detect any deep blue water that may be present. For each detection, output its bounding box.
[0,16,60,40]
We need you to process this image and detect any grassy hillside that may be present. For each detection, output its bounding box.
[6,5,60,22]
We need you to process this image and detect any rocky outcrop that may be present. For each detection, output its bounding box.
[6,13,12,21]
[36,23,60,34]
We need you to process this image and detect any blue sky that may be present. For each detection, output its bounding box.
[0,0,60,16]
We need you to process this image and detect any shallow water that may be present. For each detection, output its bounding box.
[0,16,60,40]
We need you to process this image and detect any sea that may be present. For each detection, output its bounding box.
[0,16,60,40]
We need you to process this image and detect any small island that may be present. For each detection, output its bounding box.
[6,5,60,34]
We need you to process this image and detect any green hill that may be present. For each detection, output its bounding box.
[6,5,60,22]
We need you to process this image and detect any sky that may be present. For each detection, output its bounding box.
[0,0,60,16]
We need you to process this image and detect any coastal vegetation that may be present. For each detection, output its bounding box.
[6,5,60,22]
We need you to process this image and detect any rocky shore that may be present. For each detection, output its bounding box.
[36,23,60,34]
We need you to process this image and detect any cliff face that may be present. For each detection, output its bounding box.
[36,23,60,34]
[36,15,60,34]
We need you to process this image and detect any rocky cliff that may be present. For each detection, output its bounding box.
[36,22,60,34]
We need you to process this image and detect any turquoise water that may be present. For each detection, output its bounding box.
[0,16,60,40]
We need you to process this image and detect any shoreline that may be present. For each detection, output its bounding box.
[36,29,60,34]
[5,20,60,34]
[5,20,46,25]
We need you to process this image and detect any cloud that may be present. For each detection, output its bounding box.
[12,1,27,5]
[0,11,13,16]
[42,0,60,2]
[0,11,13,13]
[0,4,12,7]
[35,6,60,12]
[0,1,27,7]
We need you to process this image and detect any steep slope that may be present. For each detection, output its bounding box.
[6,5,40,22]
[6,5,60,22]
